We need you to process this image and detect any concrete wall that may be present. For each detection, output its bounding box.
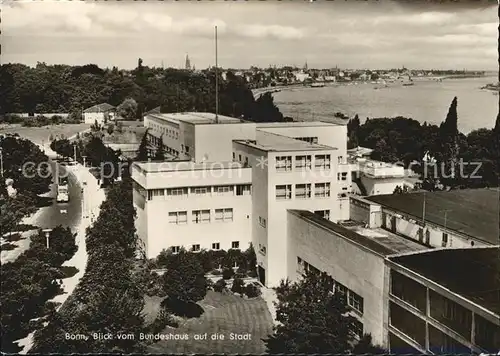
[287,210,389,347]
[193,123,256,163]
[143,188,252,258]
[84,112,105,125]
[350,196,382,228]
[361,176,413,196]
[381,209,487,248]
[256,125,348,158]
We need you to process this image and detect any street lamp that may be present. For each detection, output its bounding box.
[42,228,52,248]
[0,147,3,177]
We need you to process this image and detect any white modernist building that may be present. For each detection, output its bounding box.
[132,112,351,286]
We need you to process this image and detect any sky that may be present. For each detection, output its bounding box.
[1,0,498,70]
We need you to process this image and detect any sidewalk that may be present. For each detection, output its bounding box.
[16,162,106,354]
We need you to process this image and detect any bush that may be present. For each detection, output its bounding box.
[213,279,226,293]
[244,284,261,298]
[222,267,234,280]
[231,278,245,294]
[234,272,246,280]
[149,307,178,334]
[210,269,222,276]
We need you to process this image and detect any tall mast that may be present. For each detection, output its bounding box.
[215,26,219,123]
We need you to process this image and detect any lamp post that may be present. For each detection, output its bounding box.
[42,228,52,248]
[0,147,3,177]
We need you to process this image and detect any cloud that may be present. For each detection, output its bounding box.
[235,24,308,40]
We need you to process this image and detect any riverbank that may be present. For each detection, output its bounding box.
[273,75,498,134]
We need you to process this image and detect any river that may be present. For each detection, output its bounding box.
[273,76,499,134]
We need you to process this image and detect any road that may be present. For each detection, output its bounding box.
[34,161,83,231]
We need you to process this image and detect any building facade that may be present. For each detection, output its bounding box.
[83,103,115,125]
[131,160,252,258]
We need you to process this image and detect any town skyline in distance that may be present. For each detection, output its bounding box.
[2,1,498,71]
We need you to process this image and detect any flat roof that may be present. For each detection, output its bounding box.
[366,189,500,245]
[235,131,335,152]
[390,247,500,316]
[147,112,245,125]
[256,121,341,128]
[133,160,245,173]
[289,210,426,257]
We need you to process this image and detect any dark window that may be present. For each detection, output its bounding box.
[389,301,426,347]
[391,271,427,313]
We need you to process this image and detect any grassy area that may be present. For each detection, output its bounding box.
[0,124,91,144]
[146,290,274,354]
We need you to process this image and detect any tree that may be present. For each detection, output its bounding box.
[117,98,138,120]
[438,97,459,179]
[107,123,115,135]
[231,278,245,294]
[265,271,358,354]
[161,250,208,304]
[347,114,361,148]
[135,130,149,161]
[153,138,165,161]
[352,334,387,354]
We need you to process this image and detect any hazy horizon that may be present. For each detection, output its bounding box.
[2,0,498,71]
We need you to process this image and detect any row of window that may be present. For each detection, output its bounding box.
[171,240,240,253]
[168,208,234,224]
[149,122,180,140]
[276,154,345,171]
[146,184,251,200]
[276,183,331,200]
[147,134,179,157]
[297,257,364,315]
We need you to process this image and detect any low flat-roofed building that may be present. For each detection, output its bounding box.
[387,247,500,353]
[287,209,428,347]
[144,112,256,163]
[366,188,500,247]
[131,160,252,258]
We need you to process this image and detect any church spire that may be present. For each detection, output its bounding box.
[185,54,191,70]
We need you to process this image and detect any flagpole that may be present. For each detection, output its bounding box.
[215,25,219,123]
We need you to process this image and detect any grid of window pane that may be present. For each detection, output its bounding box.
[192,209,210,223]
[212,242,220,250]
[236,184,251,196]
[191,186,210,195]
[295,155,312,169]
[315,183,331,197]
[349,291,364,313]
[192,244,200,252]
[167,187,188,197]
[168,211,188,224]
[276,184,292,200]
[214,185,234,195]
[295,184,312,199]
[315,154,331,169]
[231,241,240,249]
[276,156,292,172]
[215,208,233,222]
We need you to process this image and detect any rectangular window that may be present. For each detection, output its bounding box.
[212,242,220,250]
[442,233,448,247]
[166,187,188,197]
[315,182,331,198]
[236,184,251,196]
[171,245,180,254]
[276,184,292,200]
[214,185,234,196]
[315,210,330,220]
[348,290,364,314]
[232,152,236,160]
[191,186,210,196]
[168,211,188,224]
[315,154,331,169]
[231,241,240,249]
[181,144,184,152]
[335,281,348,298]
[259,216,267,228]
[215,208,233,222]
[148,189,165,200]
[239,154,242,161]
[185,146,190,153]
[192,244,201,252]
[192,209,210,223]
[295,183,312,199]
[295,155,312,169]
[276,156,292,172]
[337,172,348,181]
